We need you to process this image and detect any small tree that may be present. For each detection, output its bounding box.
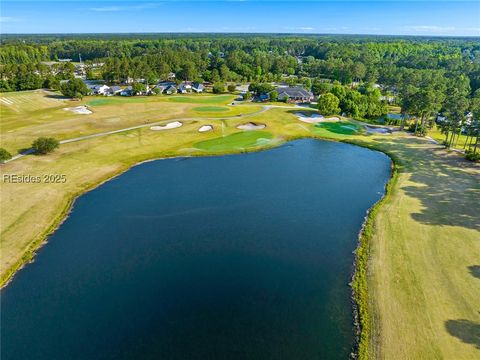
[213,83,225,94]
[269,90,279,102]
[243,91,252,101]
[32,137,59,155]
[60,78,89,99]
[0,148,12,162]
[132,82,147,95]
[153,87,161,95]
[317,93,340,115]
[227,84,236,93]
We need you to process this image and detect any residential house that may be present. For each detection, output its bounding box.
[165,85,177,95]
[108,86,122,96]
[178,82,192,93]
[192,82,205,93]
[120,86,133,96]
[90,84,110,95]
[277,87,314,103]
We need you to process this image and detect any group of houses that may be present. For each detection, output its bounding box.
[86,81,205,97]
[84,79,315,104]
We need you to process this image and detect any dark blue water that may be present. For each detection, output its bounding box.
[1,139,391,360]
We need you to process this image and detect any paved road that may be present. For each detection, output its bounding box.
[3,104,309,164]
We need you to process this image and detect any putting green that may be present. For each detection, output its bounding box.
[314,121,362,135]
[194,131,274,152]
[193,106,230,112]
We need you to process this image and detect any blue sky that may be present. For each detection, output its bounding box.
[1,1,479,36]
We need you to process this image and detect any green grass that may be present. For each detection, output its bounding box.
[194,131,274,152]
[86,97,152,106]
[165,95,234,104]
[428,125,472,150]
[192,106,230,112]
[314,121,363,135]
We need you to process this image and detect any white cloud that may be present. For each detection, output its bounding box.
[0,16,22,23]
[403,25,456,33]
[89,3,159,12]
[298,27,314,31]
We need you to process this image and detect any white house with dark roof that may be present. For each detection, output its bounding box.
[165,85,177,95]
[192,82,204,93]
[277,87,314,103]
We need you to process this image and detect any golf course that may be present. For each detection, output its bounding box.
[1,90,479,359]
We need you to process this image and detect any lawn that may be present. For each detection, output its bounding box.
[0,98,479,359]
[427,125,472,150]
[163,94,235,104]
[194,130,275,152]
[314,121,363,136]
[192,106,230,112]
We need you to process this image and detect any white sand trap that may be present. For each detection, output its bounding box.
[64,105,92,114]
[365,126,391,134]
[236,122,266,130]
[295,112,324,123]
[324,116,340,121]
[150,121,183,131]
[198,125,213,132]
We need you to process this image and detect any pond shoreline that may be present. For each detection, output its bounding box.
[0,135,395,360]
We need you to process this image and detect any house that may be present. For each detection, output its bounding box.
[277,87,314,103]
[258,93,270,102]
[108,86,122,96]
[156,81,175,94]
[89,84,110,95]
[192,82,204,93]
[120,86,133,96]
[178,82,192,93]
[167,72,176,80]
[165,85,177,95]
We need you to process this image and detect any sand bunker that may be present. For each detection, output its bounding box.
[324,116,340,121]
[198,125,213,132]
[365,126,392,134]
[63,105,92,114]
[295,112,324,123]
[150,121,183,131]
[236,122,266,130]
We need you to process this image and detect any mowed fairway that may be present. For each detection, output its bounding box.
[0,91,259,154]
[0,94,479,359]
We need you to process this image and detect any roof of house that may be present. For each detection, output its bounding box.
[109,86,122,92]
[277,87,313,99]
[192,82,204,89]
[166,85,177,91]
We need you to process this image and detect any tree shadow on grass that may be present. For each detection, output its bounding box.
[468,265,480,279]
[445,319,480,350]
[351,135,480,231]
[45,94,69,100]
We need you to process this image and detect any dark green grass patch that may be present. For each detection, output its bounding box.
[194,131,273,152]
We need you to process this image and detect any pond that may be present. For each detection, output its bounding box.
[1,139,391,360]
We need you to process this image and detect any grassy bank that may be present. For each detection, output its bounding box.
[1,92,479,359]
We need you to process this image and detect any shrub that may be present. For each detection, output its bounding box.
[465,149,480,162]
[269,90,279,102]
[407,123,427,137]
[0,148,12,162]
[212,83,224,94]
[32,137,59,155]
[227,84,236,93]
